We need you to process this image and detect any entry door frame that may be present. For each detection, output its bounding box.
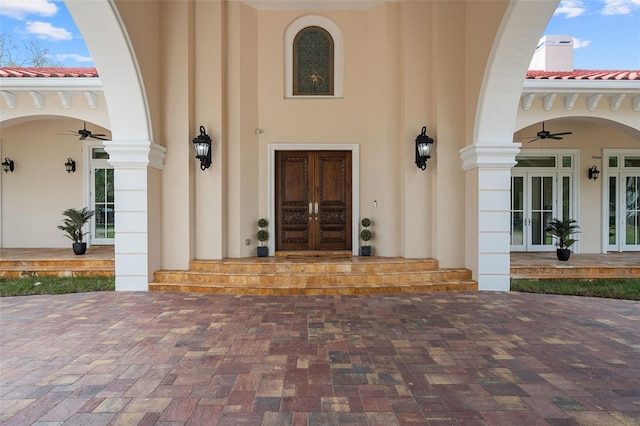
[268,143,359,255]
[602,149,640,252]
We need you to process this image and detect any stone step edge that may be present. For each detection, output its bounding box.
[149,281,478,295]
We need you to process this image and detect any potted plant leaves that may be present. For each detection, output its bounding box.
[57,207,95,255]
[256,218,269,257]
[545,218,580,261]
[360,217,373,256]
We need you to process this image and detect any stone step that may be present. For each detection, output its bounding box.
[149,280,478,296]
[189,258,440,274]
[511,265,640,279]
[151,257,476,295]
[0,258,115,278]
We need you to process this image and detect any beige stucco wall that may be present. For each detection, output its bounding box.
[108,0,513,265]
[0,118,108,247]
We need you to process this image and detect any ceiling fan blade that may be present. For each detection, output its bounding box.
[548,136,563,140]
[91,133,107,137]
[90,135,109,140]
[79,135,87,140]
[550,132,572,137]
[527,137,541,143]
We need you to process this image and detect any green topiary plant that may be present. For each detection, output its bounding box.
[360,218,373,256]
[256,218,269,257]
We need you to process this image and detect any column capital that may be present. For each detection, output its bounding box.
[104,140,166,169]
[459,143,521,171]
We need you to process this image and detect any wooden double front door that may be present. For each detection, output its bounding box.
[276,150,352,251]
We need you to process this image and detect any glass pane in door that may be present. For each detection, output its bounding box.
[511,176,524,245]
[94,168,115,240]
[530,176,554,247]
[609,176,617,245]
[625,176,639,245]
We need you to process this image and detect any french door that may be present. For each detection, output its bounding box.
[275,150,352,251]
[88,145,115,245]
[607,172,640,251]
[511,173,557,251]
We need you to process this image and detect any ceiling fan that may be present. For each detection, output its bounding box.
[65,122,108,141]
[520,122,572,143]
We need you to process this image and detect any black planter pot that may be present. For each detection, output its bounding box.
[556,248,571,261]
[360,246,371,256]
[73,242,87,255]
[257,246,268,257]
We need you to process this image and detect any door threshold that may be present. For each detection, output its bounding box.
[276,251,353,259]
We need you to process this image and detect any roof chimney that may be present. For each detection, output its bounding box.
[529,35,574,71]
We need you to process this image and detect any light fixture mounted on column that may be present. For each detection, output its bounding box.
[588,165,600,180]
[2,157,14,173]
[415,126,435,170]
[64,158,76,173]
[192,125,212,170]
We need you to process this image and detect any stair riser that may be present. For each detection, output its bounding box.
[189,260,440,274]
[0,260,114,268]
[154,270,472,286]
[0,270,114,278]
[149,282,478,295]
[511,267,640,279]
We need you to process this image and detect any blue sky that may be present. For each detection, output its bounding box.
[0,0,639,69]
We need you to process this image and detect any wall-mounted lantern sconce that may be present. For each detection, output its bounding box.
[415,126,435,170]
[588,165,600,180]
[64,158,76,173]
[2,157,14,173]
[192,125,212,171]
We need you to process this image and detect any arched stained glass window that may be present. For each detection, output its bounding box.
[293,26,334,96]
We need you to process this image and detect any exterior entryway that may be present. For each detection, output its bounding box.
[605,150,640,252]
[510,150,577,252]
[86,143,115,245]
[275,150,352,252]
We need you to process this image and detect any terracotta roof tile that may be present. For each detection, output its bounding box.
[0,67,98,78]
[526,70,640,80]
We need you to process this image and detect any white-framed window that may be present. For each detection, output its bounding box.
[285,15,344,98]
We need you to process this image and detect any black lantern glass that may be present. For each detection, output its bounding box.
[588,165,600,180]
[192,125,212,170]
[65,158,76,173]
[2,157,14,173]
[415,126,434,170]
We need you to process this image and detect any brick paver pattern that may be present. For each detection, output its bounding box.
[1,291,639,425]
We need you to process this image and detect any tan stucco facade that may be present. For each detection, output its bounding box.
[4,0,637,292]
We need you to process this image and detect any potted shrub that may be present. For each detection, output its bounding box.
[57,207,95,255]
[545,218,580,261]
[256,218,269,257]
[360,218,373,256]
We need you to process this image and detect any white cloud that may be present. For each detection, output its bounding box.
[572,37,592,48]
[25,21,72,41]
[601,0,640,16]
[554,0,587,18]
[0,0,57,20]
[56,53,93,63]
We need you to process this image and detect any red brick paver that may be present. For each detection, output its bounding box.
[1,291,639,425]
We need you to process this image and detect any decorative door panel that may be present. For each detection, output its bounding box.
[276,151,351,251]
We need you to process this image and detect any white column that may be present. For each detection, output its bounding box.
[460,143,520,291]
[105,141,166,291]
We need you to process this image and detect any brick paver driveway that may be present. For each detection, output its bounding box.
[1,291,639,425]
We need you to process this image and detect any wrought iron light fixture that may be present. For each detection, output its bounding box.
[65,158,76,173]
[192,125,212,171]
[415,126,435,170]
[588,165,600,180]
[2,157,14,173]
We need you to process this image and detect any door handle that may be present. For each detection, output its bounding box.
[309,202,313,214]
[314,202,318,215]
